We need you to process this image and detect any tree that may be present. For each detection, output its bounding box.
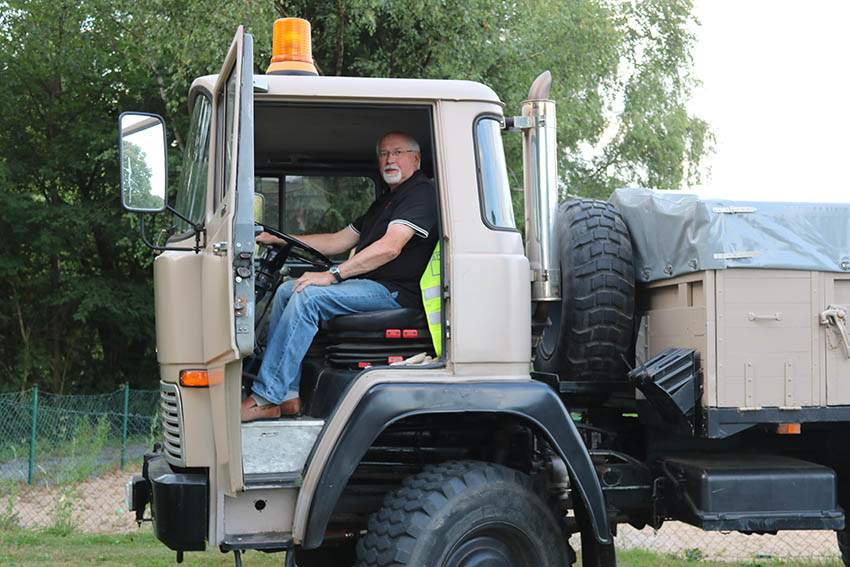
[0,0,159,392]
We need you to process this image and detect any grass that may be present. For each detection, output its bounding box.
[0,531,843,567]
[0,530,282,567]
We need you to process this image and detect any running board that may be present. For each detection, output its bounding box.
[242,418,324,476]
[221,532,293,552]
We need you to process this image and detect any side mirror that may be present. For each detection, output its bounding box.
[119,112,167,212]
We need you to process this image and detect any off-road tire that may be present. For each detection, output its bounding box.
[534,198,635,381]
[354,460,570,567]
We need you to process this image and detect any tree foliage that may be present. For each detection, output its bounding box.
[0,0,710,392]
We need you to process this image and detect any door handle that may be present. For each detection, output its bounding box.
[821,306,850,358]
[748,312,782,321]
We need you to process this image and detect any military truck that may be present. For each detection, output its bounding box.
[121,19,850,567]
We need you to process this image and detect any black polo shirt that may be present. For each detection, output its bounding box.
[349,171,438,308]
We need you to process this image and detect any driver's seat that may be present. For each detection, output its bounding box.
[319,307,433,368]
[299,307,434,418]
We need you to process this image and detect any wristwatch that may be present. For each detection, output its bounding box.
[329,265,343,283]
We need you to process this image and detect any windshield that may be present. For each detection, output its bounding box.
[174,93,213,232]
[256,174,376,261]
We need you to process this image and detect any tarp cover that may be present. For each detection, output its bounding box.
[608,188,850,282]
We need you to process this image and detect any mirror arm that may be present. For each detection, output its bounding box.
[165,204,197,229]
[163,204,207,253]
[139,212,206,254]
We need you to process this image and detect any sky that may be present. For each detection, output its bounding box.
[687,1,850,203]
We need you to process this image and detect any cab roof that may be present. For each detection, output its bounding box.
[190,74,504,106]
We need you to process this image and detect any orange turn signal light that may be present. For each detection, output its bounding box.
[179,369,210,388]
[777,423,801,435]
[268,18,318,75]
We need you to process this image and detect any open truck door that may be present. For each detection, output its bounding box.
[120,27,256,554]
[203,26,255,496]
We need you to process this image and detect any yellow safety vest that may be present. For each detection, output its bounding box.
[420,243,442,357]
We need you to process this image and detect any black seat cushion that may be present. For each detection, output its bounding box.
[324,308,426,332]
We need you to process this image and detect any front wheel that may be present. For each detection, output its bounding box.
[355,460,571,567]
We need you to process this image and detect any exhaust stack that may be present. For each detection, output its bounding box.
[520,71,560,301]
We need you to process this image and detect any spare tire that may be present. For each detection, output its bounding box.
[534,199,635,381]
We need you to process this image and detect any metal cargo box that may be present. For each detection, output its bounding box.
[610,188,850,418]
[638,269,850,410]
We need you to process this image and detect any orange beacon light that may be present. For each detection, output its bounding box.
[267,18,319,75]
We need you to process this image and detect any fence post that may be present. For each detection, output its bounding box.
[121,383,129,470]
[28,384,38,486]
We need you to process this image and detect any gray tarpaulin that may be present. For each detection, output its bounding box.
[608,187,850,282]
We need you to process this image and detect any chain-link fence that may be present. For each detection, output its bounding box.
[589,524,839,562]
[0,387,842,561]
[0,386,159,534]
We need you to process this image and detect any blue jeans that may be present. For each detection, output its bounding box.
[251,278,401,404]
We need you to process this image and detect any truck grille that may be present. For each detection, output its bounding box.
[159,382,185,466]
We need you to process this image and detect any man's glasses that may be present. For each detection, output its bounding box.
[378,149,416,159]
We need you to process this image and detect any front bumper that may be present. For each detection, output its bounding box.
[126,451,208,552]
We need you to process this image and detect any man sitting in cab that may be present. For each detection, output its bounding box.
[241,132,438,422]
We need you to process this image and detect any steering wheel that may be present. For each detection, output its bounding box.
[254,224,334,303]
[259,225,333,268]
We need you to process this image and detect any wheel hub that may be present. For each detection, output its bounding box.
[444,524,536,567]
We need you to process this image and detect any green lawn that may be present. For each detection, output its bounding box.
[0,530,281,567]
[0,530,844,567]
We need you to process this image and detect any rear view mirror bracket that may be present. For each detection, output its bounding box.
[139,207,206,254]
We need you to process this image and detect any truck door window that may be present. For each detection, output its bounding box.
[216,69,238,209]
[173,93,212,233]
[255,174,375,260]
[475,116,516,231]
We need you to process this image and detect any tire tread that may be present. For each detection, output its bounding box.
[535,198,636,381]
[354,461,533,567]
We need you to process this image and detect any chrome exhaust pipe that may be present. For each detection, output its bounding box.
[520,71,560,301]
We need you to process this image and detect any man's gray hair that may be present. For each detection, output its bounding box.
[375,132,421,155]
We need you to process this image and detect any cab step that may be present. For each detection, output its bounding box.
[221,532,293,552]
[241,418,324,476]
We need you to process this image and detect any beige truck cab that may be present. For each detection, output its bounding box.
[121,19,850,567]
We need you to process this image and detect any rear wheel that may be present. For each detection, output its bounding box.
[534,198,635,381]
[354,460,570,567]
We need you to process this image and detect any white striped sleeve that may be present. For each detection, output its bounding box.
[389,219,429,238]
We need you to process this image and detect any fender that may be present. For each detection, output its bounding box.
[302,380,611,548]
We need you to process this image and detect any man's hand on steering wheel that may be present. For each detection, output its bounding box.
[255,224,333,269]
[256,231,284,247]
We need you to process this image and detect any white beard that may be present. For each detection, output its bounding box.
[382,168,402,185]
